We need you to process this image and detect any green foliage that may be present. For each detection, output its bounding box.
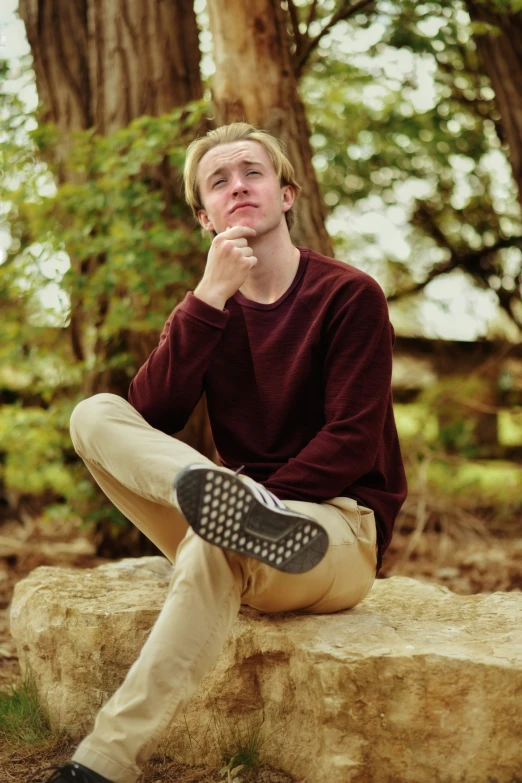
[182,695,282,781]
[498,408,522,444]
[219,730,261,774]
[417,374,493,456]
[300,0,522,310]
[6,97,210,345]
[0,56,211,535]
[215,713,269,778]
[395,378,522,527]
[0,401,75,495]
[2,3,522,542]
[0,669,57,745]
[0,392,128,533]
[487,0,522,14]
[427,457,522,507]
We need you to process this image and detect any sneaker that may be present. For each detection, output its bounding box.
[173,464,329,574]
[33,761,113,783]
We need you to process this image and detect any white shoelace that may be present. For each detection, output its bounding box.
[232,464,287,510]
[249,482,288,510]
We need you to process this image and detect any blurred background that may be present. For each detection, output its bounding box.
[1,0,522,646]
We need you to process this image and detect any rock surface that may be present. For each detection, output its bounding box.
[10,557,522,783]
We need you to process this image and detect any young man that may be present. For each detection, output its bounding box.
[40,123,407,783]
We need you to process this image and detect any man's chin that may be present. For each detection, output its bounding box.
[225,218,260,233]
[229,216,255,226]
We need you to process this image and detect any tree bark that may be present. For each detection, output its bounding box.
[87,0,202,134]
[18,0,202,133]
[206,0,334,257]
[18,0,217,464]
[466,1,522,208]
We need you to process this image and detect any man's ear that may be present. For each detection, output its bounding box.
[198,209,215,233]
[281,184,295,213]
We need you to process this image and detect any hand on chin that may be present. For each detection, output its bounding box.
[227,218,257,235]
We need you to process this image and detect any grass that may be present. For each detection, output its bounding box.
[0,670,76,783]
[0,673,293,783]
[0,670,56,745]
[204,699,284,782]
[394,402,522,448]
[427,458,522,505]
[394,401,522,527]
[218,720,263,778]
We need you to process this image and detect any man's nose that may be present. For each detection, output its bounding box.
[231,177,248,196]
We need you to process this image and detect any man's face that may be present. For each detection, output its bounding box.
[196,140,295,236]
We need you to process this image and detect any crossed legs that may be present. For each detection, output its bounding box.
[68,393,377,783]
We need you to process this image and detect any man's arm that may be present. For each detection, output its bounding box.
[129,224,258,433]
[128,292,229,433]
[263,277,393,501]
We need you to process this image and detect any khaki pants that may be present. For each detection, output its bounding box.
[69,393,377,783]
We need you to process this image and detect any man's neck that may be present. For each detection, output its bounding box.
[237,227,301,305]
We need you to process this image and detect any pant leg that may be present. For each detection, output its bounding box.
[69,394,255,783]
[72,523,244,783]
[68,393,377,783]
[247,496,378,615]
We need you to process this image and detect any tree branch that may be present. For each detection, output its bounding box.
[287,0,305,61]
[496,284,522,330]
[296,0,375,76]
[387,235,522,302]
[435,58,503,142]
[413,203,454,254]
[306,0,319,29]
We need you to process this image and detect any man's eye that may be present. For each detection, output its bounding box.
[213,179,225,187]
[248,171,260,176]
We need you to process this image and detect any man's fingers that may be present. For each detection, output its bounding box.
[223,225,257,238]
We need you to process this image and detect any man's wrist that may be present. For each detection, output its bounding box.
[193,283,227,311]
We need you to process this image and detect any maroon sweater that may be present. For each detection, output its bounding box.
[128,247,407,573]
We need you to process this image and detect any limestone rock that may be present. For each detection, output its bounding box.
[10,557,172,733]
[10,557,522,783]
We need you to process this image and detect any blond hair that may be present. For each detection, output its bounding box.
[183,122,301,232]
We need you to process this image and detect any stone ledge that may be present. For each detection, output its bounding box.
[9,557,522,783]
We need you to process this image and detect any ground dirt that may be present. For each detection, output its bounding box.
[1,512,521,782]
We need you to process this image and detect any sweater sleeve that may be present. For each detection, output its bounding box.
[128,292,229,434]
[263,277,393,502]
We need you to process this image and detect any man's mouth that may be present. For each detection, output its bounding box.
[231,203,257,213]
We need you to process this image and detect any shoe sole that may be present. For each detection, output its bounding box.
[174,466,329,574]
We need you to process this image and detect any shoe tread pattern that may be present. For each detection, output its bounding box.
[174,466,328,574]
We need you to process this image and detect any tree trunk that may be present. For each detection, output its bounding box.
[18,0,202,135]
[86,0,203,134]
[206,0,334,257]
[466,1,522,208]
[18,0,217,465]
